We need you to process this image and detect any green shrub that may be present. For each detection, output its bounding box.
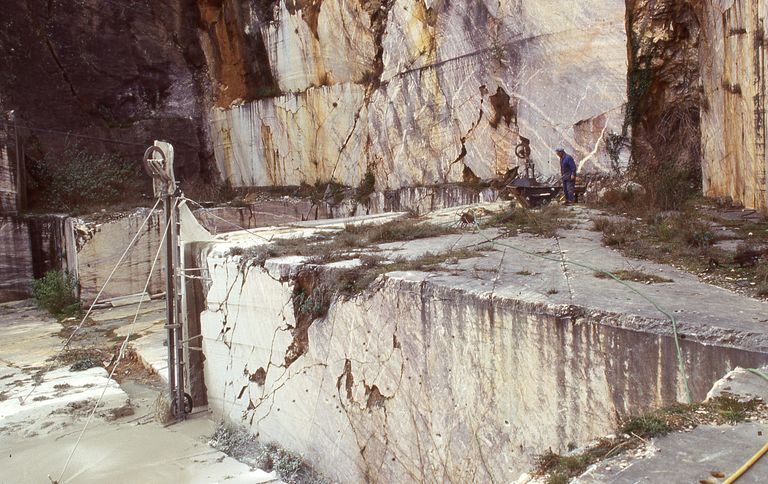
[355,170,376,203]
[621,414,671,437]
[32,270,80,317]
[547,472,569,484]
[294,287,329,319]
[342,219,456,245]
[627,161,700,213]
[298,180,348,206]
[598,219,639,248]
[27,142,139,212]
[711,396,760,424]
[594,270,673,284]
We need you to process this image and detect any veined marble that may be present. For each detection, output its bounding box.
[209,0,629,190]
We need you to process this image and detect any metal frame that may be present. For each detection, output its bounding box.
[143,141,191,419]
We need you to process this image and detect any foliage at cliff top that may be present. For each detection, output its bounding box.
[26,142,143,214]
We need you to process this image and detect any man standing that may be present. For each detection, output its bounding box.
[555,148,576,205]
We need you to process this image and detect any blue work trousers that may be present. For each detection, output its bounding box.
[563,178,575,203]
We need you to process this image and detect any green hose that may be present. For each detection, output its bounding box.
[437,210,694,403]
[480,233,693,403]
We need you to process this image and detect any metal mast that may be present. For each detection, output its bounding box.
[143,141,191,420]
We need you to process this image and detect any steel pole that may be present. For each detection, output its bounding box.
[172,197,186,417]
[163,194,177,408]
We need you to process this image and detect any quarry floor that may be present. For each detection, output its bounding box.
[0,299,277,484]
[1,203,768,483]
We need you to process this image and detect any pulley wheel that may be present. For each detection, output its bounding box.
[515,143,531,159]
[143,145,166,177]
[170,392,193,417]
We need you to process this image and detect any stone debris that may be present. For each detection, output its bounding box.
[707,367,768,404]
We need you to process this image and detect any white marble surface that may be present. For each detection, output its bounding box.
[210,0,629,190]
[196,205,768,483]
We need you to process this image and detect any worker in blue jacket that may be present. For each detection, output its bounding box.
[555,148,577,204]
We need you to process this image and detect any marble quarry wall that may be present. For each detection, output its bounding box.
[0,209,166,304]
[699,0,767,211]
[73,210,167,303]
[0,215,76,303]
[197,251,767,482]
[625,0,767,212]
[193,184,498,235]
[203,0,630,190]
[0,217,36,302]
[0,121,18,215]
[203,0,768,211]
[1,185,496,303]
[3,0,767,212]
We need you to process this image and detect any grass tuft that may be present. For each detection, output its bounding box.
[342,219,457,245]
[535,397,767,482]
[621,415,671,438]
[486,204,573,238]
[594,270,673,284]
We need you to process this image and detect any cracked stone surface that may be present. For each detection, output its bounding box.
[194,204,768,482]
[209,0,629,189]
[0,299,277,484]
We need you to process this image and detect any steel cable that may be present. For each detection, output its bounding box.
[20,198,162,405]
[56,198,176,483]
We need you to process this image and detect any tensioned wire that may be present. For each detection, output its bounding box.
[408,208,694,404]
[465,213,693,404]
[20,197,163,405]
[56,198,177,483]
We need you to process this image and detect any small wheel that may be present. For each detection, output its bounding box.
[515,143,531,159]
[170,393,194,417]
[143,145,166,176]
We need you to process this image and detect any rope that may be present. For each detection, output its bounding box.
[21,198,162,405]
[425,207,692,402]
[188,198,693,402]
[469,221,693,403]
[56,198,176,483]
[194,200,693,402]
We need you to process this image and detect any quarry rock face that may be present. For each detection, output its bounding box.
[205,0,630,190]
[0,215,76,303]
[1,0,765,212]
[699,0,768,211]
[0,0,211,179]
[625,0,703,195]
[75,209,167,303]
[0,217,36,302]
[628,0,768,211]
